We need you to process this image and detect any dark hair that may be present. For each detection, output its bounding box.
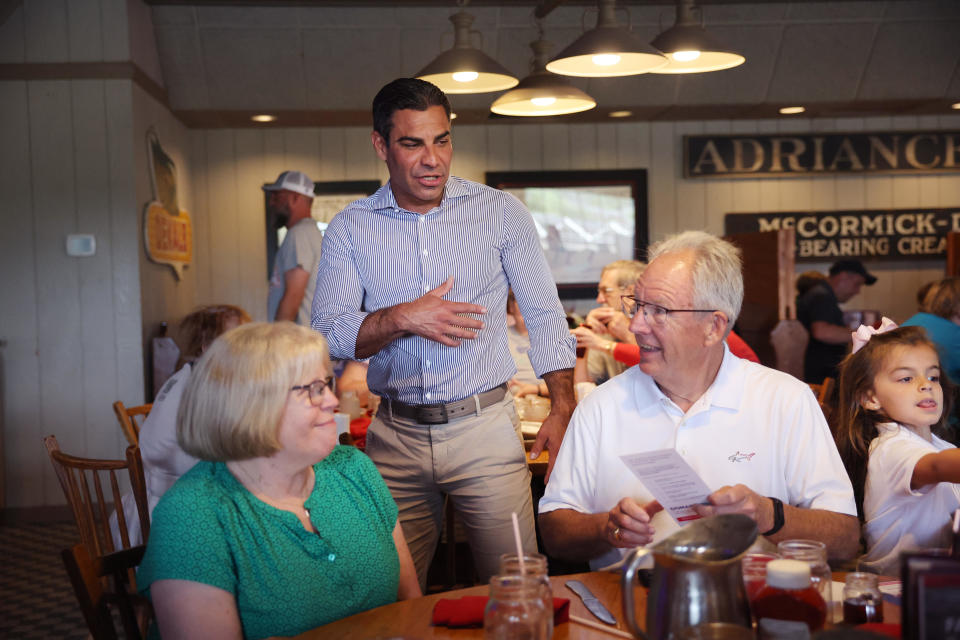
[796,270,827,297]
[916,280,938,310]
[179,304,251,361]
[924,277,960,320]
[372,78,451,142]
[835,326,953,519]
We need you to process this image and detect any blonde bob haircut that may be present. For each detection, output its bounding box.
[177,322,331,461]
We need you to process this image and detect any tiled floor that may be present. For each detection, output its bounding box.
[0,521,88,640]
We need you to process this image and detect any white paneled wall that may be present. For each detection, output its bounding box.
[188,113,960,326]
[0,78,145,507]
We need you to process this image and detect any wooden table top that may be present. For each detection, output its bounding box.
[295,571,637,639]
[296,570,901,639]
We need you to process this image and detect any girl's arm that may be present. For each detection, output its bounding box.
[911,448,960,490]
[151,580,242,640]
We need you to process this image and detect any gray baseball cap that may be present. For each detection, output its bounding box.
[262,170,315,198]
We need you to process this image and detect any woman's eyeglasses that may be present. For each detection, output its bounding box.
[620,295,715,326]
[291,377,335,405]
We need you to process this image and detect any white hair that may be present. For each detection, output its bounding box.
[647,230,743,329]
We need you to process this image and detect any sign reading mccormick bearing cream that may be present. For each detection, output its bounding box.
[685,131,960,178]
[725,208,960,261]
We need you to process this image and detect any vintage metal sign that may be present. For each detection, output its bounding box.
[724,208,960,261]
[685,131,960,178]
[144,128,192,278]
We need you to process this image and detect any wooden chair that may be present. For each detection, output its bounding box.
[61,542,151,640]
[43,435,150,558]
[112,401,152,446]
[808,377,836,422]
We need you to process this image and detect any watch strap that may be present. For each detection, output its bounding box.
[761,497,785,536]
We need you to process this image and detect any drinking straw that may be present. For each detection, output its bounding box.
[511,511,525,574]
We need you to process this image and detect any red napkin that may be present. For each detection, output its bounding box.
[349,414,371,450]
[431,596,570,628]
[857,623,901,638]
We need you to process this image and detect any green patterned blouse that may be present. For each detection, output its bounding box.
[138,445,400,639]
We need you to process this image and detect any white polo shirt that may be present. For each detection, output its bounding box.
[540,346,856,570]
[861,423,960,575]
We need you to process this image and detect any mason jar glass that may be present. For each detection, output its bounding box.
[484,574,549,640]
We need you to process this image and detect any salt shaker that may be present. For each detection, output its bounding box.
[484,574,549,640]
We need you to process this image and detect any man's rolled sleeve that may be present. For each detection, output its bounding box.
[499,196,576,377]
[311,214,368,360]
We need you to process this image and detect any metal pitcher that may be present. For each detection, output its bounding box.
[621,514,758,640]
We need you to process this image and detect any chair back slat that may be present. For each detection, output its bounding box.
[112,401,152,447]
[42,435,150,558]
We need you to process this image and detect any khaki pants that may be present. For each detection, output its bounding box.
[366,394,537,589]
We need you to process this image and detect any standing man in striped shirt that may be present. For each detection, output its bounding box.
[311,78,576,588]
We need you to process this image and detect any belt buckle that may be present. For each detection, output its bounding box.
[417,403,448,425]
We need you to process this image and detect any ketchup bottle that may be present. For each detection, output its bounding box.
[751,559,828,638]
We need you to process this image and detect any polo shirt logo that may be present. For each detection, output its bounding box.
[727,450,756,463]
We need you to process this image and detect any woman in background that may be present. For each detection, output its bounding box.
[138,322,419,639]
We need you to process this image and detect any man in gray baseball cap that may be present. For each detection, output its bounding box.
[263,170,322,325]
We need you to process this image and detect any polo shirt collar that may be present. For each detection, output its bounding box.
[632,343,741,412]
[370,176,471,213]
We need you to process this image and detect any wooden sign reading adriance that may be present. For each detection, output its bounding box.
[685,131,960,178]
[724,208,960,262]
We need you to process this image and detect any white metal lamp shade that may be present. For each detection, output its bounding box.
[416,10,519,94]
[649,0,745,74]
[491,71,596,116]
[545,0,667,77]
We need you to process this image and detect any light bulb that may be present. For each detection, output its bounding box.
[452,71,479,83]
[671,50,701,62]
[779,106,806,115]
[251,114,276,122]
[591,54,621,67]
[531,96,557,107]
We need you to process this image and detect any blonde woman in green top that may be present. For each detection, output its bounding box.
[138,322,420,639]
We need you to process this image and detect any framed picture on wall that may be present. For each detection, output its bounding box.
[265,179,381,279]
[486,169,648,299]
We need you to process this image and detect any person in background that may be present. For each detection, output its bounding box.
[572,261,760,367]
[506,289,548,398]
[834,323,960,576]
[112,304,251,547]
[797,259,877,384]
[312,78,576,589]
[139,322,420,639]
[571,260,646,385]
[903,278,960,384]
[540,231,859,569]
[264,170,322,325]
[796,270,828,298]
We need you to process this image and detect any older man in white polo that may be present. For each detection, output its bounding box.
[539,230,859,569]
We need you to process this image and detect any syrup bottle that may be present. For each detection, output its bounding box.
[752,558,828,638]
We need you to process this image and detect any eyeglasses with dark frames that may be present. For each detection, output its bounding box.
[620,295,716,326]
[290,376,335,406]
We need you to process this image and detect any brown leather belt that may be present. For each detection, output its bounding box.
[386,384,508,425]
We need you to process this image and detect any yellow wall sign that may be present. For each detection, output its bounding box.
[144,128,192,279]
[144,201,192,277]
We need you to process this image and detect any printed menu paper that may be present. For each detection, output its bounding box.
[620,449,712,525]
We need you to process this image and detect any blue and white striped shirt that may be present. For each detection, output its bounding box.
[311,176,575,405]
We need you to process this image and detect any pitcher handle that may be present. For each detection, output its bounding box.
[621,547,652,640]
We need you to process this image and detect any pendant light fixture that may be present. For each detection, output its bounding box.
[415,6,518,94]
[649,0,745,74]
[545,0,667,78]
[491,35,596,117]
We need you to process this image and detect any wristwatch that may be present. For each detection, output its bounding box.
[761,497,785,536]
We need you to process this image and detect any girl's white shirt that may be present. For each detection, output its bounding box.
[861,422,960,575]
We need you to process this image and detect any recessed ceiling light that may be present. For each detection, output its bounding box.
[951,102,960,110]
[251,114,276,122]
[609,110,633,118]
[450,112,458,120]
[779,106,805,115]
